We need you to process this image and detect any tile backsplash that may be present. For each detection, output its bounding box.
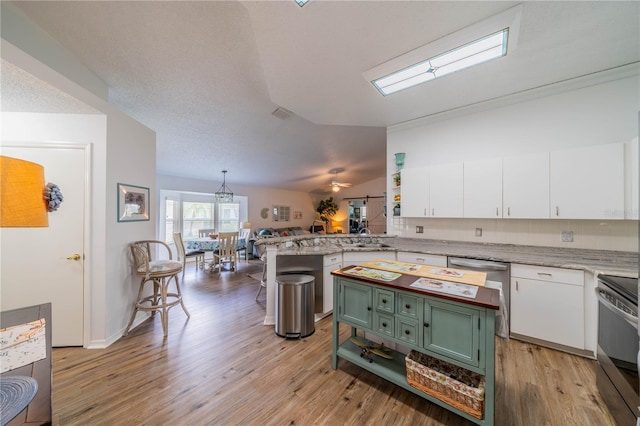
[390,218,638,252]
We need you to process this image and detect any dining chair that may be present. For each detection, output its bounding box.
[236,228,252,261]
[198,228,216,238]
[173,232,205,276]
[212,232,238,273]
[124,240,190,337]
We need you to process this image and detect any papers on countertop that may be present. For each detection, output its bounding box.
[410,277,479,299]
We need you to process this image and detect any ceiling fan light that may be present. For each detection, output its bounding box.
[332,185,340,193]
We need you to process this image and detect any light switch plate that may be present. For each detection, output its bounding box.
[416,226,424,234]
[475,228,482,237]
[561,231,574,242]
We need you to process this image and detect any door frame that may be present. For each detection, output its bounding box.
[2,142,92,347]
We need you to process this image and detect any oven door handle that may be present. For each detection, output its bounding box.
[596,288,638,329]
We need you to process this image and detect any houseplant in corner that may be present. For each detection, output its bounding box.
[316,197,338,229]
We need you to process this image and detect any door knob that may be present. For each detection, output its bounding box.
[66,254,81,261]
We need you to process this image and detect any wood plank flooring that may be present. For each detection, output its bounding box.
[52,260,616,425]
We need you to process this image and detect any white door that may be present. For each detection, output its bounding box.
[0,144,86,346]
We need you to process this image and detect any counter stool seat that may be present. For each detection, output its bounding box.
[124,240,190,337]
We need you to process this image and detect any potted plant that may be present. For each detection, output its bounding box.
[316,197,338,223]
[393,173,401,186]
[393,203,401,216]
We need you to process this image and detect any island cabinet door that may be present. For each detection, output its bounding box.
[338,280,373,329]
[423,299,482,368]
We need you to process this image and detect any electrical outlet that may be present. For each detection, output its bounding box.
[416,226,424,234]
[475,228,482,237]
[561,231,574,242]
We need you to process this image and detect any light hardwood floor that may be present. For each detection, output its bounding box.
[52,260,616,425]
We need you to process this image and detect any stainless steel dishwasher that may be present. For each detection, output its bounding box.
[447,257,510,335]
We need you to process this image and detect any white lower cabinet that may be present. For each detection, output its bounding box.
[396,252,447,267]
[510,264,584,350]
[323,253,342,313]
[342,250,395,266]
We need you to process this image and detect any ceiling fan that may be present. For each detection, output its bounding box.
[328,168,352,193]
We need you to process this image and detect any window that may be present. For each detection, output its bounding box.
[160,190,247,243]
[183,201,214,239]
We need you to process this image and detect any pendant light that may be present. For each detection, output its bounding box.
[215,170,234,202]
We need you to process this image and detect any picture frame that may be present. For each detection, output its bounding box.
[117,183,150,222]
[294,210,302,220]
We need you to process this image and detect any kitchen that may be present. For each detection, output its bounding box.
[1,1,638,425]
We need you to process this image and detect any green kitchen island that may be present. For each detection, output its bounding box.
[331,264,500,426]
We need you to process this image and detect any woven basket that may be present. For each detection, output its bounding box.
[405,350,485,420]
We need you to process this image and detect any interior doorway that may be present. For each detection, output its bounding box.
[0,143,89,346]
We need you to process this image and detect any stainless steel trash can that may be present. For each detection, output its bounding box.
[275,274,315,339]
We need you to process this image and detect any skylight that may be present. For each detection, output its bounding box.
[372,29,509,96]
[295,0,309,7]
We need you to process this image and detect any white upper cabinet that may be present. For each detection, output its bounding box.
[430,162,463,217]
[625,138,638,219]
[550,142,625,219]
[401,167,429,217]
[463,158,503,218]
[503,152,550,219]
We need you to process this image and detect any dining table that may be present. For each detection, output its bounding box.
[184,237,251,267]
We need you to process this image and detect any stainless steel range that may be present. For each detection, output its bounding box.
[596,274,639,425]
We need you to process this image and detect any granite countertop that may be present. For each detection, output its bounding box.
[392,238,638,278]
[259,233,638,278]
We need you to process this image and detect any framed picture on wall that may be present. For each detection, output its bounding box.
[117,183,150,222]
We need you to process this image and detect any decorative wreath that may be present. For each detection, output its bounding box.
[44,182,64,212]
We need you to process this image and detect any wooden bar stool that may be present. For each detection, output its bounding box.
[124,240,190,337]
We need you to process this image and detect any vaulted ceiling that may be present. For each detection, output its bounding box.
[4,1,639,193]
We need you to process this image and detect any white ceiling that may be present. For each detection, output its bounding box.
[4,1,639,193]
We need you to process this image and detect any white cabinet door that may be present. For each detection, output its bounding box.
[550,142,625,219]
[401,167,429,217]
[463,158,502,218]
[323,254,342,314]
[429,162,463,218]
[503,152,550,219]
[510,264,584,350]
[396,252,447,267]
[625,137,638,219]
[343,251,395,266]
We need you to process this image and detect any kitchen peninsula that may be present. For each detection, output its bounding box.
[254,234,637,358]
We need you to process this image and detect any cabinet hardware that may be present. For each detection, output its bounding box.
[423,322,430,328]
[405,304,411,309]
[405,330,410,335]
[424,208,427,216]
[537,272,552,278]
[382,299,387,304]
[496,207,499,216]
[382,322,387,327]
[367,306,372,311]
[516,280,519,291]
[478,349,481,361]
[478,317,481,329]
[507,207,511,216]
[416,258,425,263]
[556,206,559,216]
[432,208,435,216]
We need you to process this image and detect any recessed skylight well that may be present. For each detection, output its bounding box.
[373,29,508,96]
[364,4,522,96]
